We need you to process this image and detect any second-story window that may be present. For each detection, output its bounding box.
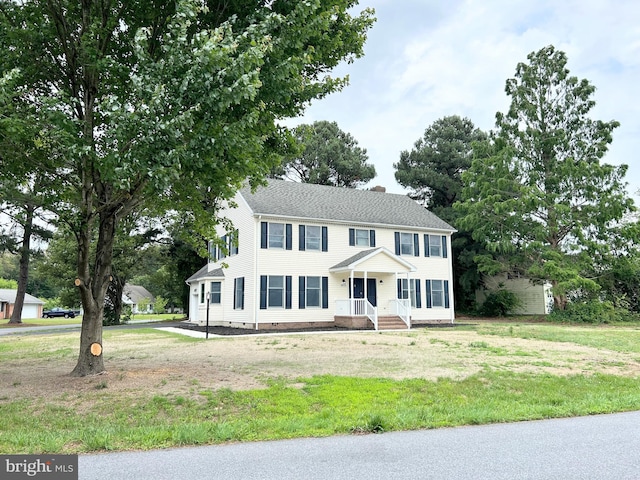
[268,223,284,248]
[349,228,376,247]
[299,225,328,251]
[424,234,448,258]
[395,232,420,257]
[261,222,292,250]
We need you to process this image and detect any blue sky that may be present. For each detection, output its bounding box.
[287,0,640,197]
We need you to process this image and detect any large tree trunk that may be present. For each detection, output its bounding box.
[9,205,34,324]
[70,209,117,377]
[551,280,567,311]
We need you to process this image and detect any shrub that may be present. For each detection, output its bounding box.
[548,300,640,324]
[478,289,521,317]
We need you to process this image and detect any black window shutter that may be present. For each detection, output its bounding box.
[394,232,400,255]
[219,235,227,259]
[442,236,448,258]
[285,224,292,250]
[370,230,376,247]
[349,228,355,246]
[260,222,268,249]
[426,280,432,308]
[322,277,328,309]
[444,280,450,308]
[415,279,422,308]
[299,225,306,251]
[285,276,292,309]
[233,278,237,309]
[299,277,306,309]
[397,278,402,299]
[238,277,245,310]
[259,276,267,309]
[413,233,420,257]
[321,226,328,252]
[424,234,430,257]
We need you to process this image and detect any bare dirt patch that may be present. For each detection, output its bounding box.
[2,326,639,405]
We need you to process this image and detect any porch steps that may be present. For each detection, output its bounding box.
[377,315,409,330]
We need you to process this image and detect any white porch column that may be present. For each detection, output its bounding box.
[364,270,368,303]
[350,270,355,314]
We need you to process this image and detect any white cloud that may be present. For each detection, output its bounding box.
[290,0,640,196]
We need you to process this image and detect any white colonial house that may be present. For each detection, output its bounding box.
[186,180,456,330]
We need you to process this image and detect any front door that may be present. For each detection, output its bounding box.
[350,278,377,307]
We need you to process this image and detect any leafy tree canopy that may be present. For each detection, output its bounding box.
[0,0,374,375]
[273,120,375,188]
[456,45,635,310]
[395,115,486,222]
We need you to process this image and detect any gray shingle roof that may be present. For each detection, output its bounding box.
[123,284,155,303]
[240,179,455,231]
[185,265,225,283]
[330,248,379,270]
[0,289,44,304]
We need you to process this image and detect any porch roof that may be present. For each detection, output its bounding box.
[329,247,416,273]
[185,265,225,283]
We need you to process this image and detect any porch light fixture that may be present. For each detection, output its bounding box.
[379,280,383,284]
[341,279,346,286]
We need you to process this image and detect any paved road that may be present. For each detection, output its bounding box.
[0,319,183,336]
[79,411,640,480]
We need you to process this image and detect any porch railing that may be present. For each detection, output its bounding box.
[389,299,411,328]
[335,299,378,330]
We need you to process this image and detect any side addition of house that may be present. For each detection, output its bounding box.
[186,180,456,330]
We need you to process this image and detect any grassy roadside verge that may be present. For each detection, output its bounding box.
[1,322,640,454]
[2,372,639,454]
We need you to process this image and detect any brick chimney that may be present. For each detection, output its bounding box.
[370,185,386,193]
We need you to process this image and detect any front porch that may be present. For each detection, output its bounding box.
[329,247,416,330]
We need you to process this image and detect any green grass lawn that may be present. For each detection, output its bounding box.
[1,321,639,454]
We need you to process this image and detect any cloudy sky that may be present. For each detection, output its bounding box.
[288,0,640,196]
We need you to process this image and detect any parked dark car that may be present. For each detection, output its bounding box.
[42,307,76,318]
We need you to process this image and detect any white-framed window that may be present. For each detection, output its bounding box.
[234,277,244,310]
[429,235,442,257]
[268,223,285,249]
[400,232,414,255]
[260,275,292,309]
[355,229,370,246]
[305,226,321,251]
[268,276,284,308]
[261,222,292,250]
[210,282,221,304]
[349,228,375,247]
[397,279,421,308]
[424,234,448,258]
[305,276,321,307]
[209,231,238,261]
[431,280,444,307]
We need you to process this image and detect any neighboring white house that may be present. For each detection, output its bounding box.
[476,273,554,315]
[0,289,45,320]
[122,284,155,314]
[186,179,456,331]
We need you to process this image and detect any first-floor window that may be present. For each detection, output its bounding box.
[234,277,245,310]
[426,279,450,308]
[268,276,284,307]
[260,275,292,309]
[397,278,422,308]
[299,276,329,309]
[210,282,221,304]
